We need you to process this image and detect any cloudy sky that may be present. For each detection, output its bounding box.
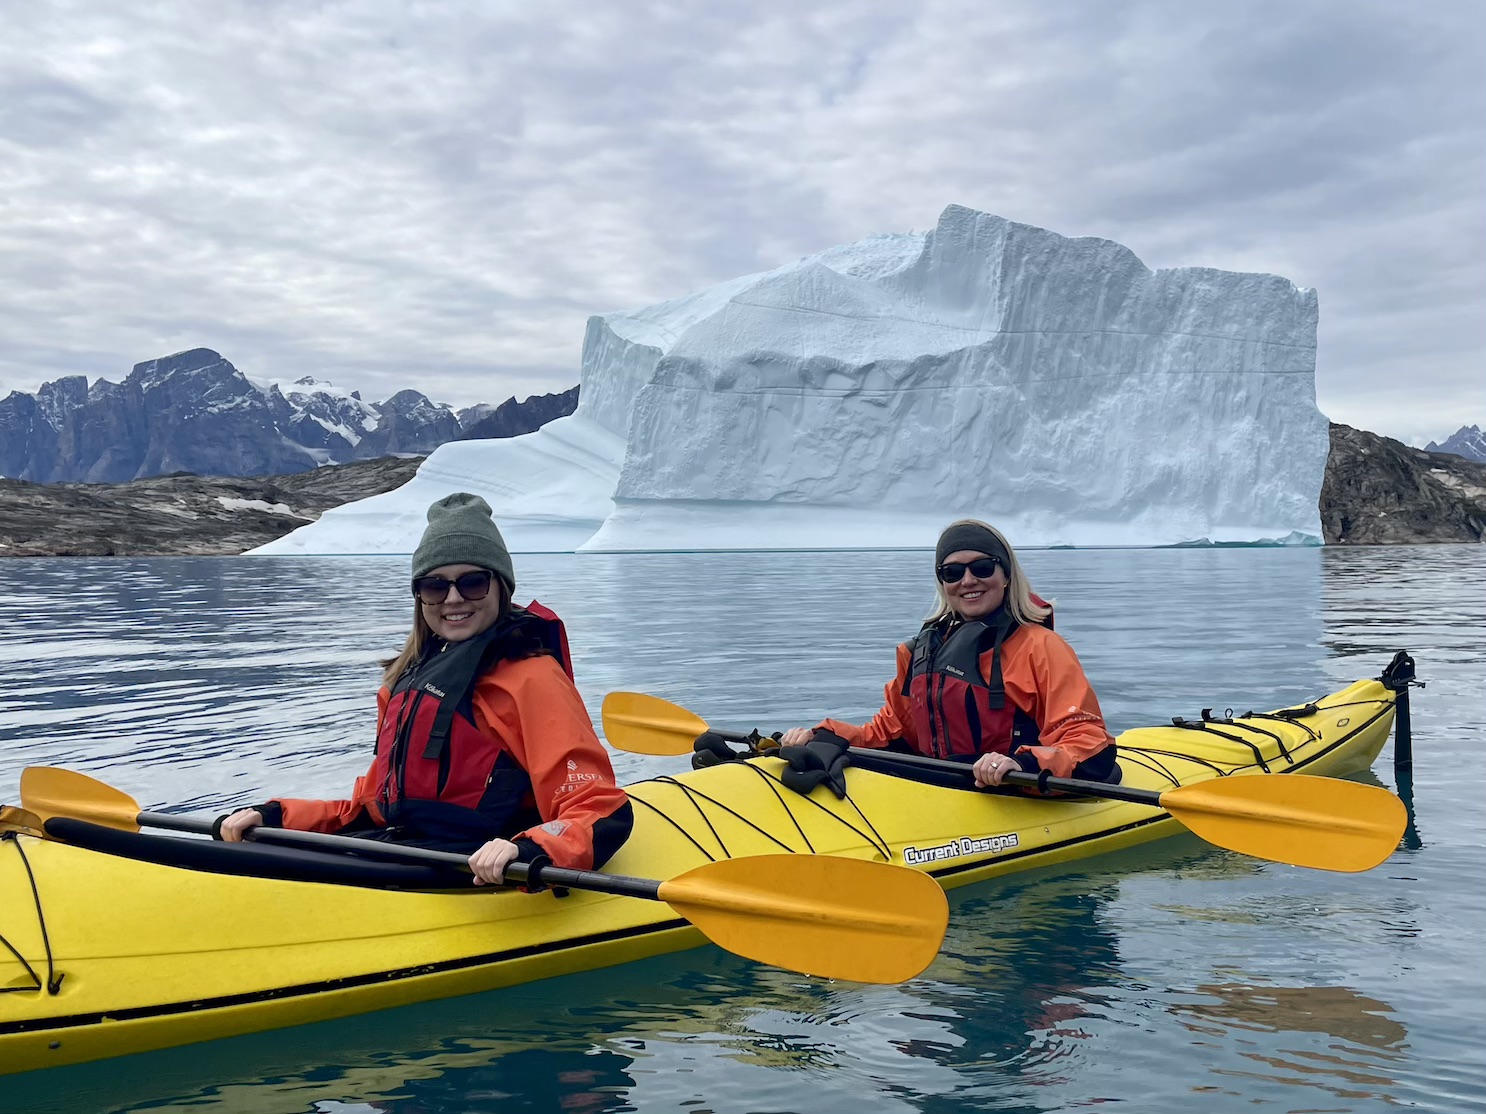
[2,0,1481,444]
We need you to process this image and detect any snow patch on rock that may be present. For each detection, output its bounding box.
[216,497,307,517]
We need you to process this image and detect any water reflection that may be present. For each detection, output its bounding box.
[1,989,644,1114]
[1394,765,1425,851]
[1176,983,1405,1050]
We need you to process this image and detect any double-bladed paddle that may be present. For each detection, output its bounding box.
[18,766,948,985]
[600,691,1408,873]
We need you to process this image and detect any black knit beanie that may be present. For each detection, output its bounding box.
[411,493,516,594]
[934,522,1012,570]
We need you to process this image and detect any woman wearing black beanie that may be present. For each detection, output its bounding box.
[778,519,1118,790]
[220,493,633,885]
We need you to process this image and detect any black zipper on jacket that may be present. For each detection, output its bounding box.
[380,690,416,807]
[435,724,454,797]
[382,646,437,806]
[391,691,425,803]
[926,633,946,759]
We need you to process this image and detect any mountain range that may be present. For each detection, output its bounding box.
[0,348,578,483]
[1424,424,1486,464]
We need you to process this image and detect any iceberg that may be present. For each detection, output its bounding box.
[255,416,624,555]
[253,204,1328,555]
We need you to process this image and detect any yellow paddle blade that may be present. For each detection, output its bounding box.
[20,766,143,832]
[601,691,708,756]
[658,854,948,984]
[0,805,44,835]
[1160,774,1407,873]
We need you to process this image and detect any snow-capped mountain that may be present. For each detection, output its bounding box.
[0,349,570,483]
[270,376,382,463]
[256,204,1330,555]
[1425,424,1486,464]
[456,402,498,428]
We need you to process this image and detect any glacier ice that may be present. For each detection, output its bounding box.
[253,204,1328,556]
[254,415,623,555]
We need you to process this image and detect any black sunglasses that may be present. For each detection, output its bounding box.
[935,557,1002,584]
[412,570,494,605]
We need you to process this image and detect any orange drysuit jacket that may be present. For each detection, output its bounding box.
[817,623,1114,778]
[269,654,630,871]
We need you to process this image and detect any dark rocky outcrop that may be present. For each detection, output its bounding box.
[1321,423,1486,544]
[462,386,579,440]
[0,456,423,557]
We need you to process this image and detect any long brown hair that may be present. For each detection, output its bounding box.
[380,579,512,687]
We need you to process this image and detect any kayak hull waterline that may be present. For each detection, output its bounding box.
[1,677,1397,1074]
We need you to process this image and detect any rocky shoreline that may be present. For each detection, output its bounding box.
[2,424,1482,556]
[1321,422,1486,543]
[0,455,422,557]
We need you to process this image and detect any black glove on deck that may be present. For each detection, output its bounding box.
[776,730,851,799]
[692,731,746,770]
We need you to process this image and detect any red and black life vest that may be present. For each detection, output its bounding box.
[370,602,573,848]
[900,603,1051,761]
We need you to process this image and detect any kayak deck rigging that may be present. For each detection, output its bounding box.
[0,835,61,999]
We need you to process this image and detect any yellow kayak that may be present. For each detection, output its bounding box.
[0,672,1401,1075]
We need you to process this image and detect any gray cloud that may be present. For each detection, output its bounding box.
[0,0,1480,442]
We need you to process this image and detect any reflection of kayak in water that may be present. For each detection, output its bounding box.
[1177,983,1407,1051]
[1,945,835,1114]
[1,670,1402,1075]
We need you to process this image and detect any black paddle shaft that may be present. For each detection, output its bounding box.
[134,811,664,900]
[709,729,1164,808]
[842,748,1164,806]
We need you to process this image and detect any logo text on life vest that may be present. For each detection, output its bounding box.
[903,832,1019,865]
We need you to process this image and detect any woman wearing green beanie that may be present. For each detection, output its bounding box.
[775,518,1118,793]
[220,493,633,885]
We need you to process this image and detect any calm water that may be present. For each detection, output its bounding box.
[1,546,1483,1114]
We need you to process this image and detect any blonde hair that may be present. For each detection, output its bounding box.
[925,519,1052,626]
[381,579,510,686]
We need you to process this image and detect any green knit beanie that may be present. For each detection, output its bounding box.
[411,493,516,594]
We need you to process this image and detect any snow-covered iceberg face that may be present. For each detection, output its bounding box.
[255,204,1327,555]
[588,204,1325,550]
